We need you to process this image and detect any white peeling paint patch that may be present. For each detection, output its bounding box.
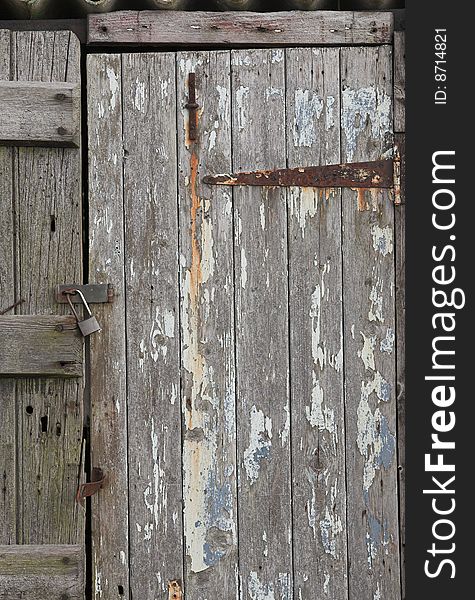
[278,573,292,600]
[142,418,161,530]
[374,583,382,600]
[106,65,119,111]
[357,374,396,492]
[320,505,343,558]
[95,570,102,597]
[323,573,330,595]
[260,203,266,230]
[271,49,284,63]
[150,308,175,362]
[263,530,268,557]
[326,96,336,130]
[241,248,248,289]
[342,86,392,162]
[266,86,283,101]
[236,86,250,131]
[306,373,336,438]
[119,551,126,565]
[216,84,228,115]
[290,188,318,236]
[359,333,376,371]
[369,277,384,323]
[371,224,394,257]
[310,277,325,369]
[134,80,146,112]
[351,324,356,339]
[293,89,324,147]
[248,571,275,600]
[208,129,217,152]
[244,405,272,484]
[280,404,290,447]
[380,328,395,354]
[306,469,318,539]
[201,217,215,283]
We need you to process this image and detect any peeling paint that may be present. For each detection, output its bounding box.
[244,405,272,484]
[248,571,275,600]
[236,86,250,131]
[325,96,336,130]
[323,573,330,595]
[260,202,266,231]
[241,248,248,289]
[294,89,324,147]
[380,327,395,354]
[371,224,394,257]
[106,65,119,111]
[369,277,384,323]
[306,373,336,438]
[290,187,318,235]
[134,80,146,113]
[342,86,392,162]
[320,505,343,558]
[359,332,376,371]
[366,514,390,569]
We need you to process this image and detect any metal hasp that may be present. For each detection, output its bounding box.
[76,467,106,506]
[56,283,114,304]
[203,157,399,193]
[185,72,199,142]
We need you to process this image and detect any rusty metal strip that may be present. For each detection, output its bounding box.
[185,72,198,142]
[203,159,394,189]
[76,467,106,505]
[168,580,183,600]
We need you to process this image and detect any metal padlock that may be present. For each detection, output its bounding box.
[65,289,101,337]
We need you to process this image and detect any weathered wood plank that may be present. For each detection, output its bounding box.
[0,81,80,147]
[0,316,82,377]
[395,133,405,599]
[286,47,348,600]
[177,51,238,598]
[87,53,129,599]
[341,46,401,600]
[12,30,84,546]
[394,32,405,133]
[232,48,293,600]
[0,28,17,546]
[0,544,83,600]
[88,11,394,47]
[121,52,183,598]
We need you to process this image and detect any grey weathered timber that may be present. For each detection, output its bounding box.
[286,47,348,600]
[231,48,293,600]
[88,11,394,47]
[177,51,238,598]
[395,133,405,599]
[0,81,80,148]
[11,30,84,546]
[87,54,129,599]
[121,52,184,598]
[0,29,16,546]
[394,31,405,133]
[0,544,84,600]
[341,46,401,599]
[0,316,82,377]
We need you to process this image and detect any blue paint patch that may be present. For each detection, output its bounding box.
[375,416,396,469]
[379,379,392,402]
[206,473,233,531]
[203,542,226,567]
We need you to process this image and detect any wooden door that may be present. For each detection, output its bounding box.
[87,46,400,600]
[0,29,84,599]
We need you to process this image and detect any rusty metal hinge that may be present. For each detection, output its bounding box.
[76,467,106,505]
[203,153,402,204]
[185,72,199,142]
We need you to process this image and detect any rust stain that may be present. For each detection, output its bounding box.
[356,189,368,211]
[168,580,183,600]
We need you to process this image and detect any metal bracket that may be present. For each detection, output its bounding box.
[56,284,114,304]
[185,72,199,142]
[76,467,106,505]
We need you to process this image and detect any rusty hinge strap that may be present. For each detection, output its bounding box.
[203,159,394,189]
[76,467,106,505]
[185,72,198,142]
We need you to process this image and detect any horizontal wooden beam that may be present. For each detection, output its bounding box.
[88,10,393,47]
[0,545,84,599]
[0,80,80,147]
[0,316,83,377]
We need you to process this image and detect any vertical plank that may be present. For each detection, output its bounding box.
[232,48,293,599]
[121,52,183,598]
[87,54,129,597]
[394,32,405,133]
[0,29,17,546]
[13,30,84,545]
[286,48,348,600]
[341,47,401,600]
[177,51,238,599]
[395,133,405,599]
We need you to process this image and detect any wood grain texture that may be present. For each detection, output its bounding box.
[177,51,238,598]
[121,52,183,598]
[394,32,405,133]
[87,53,129,599]
[395,133,405,599]
[11,30,84,546]
[231,48,293,600]
[0,544,83,599]
[341,46,401,600]
[286,47,348,600]
[0,80,80,147]
[0,316,82,377]
[88,11,394,47]
[0,29,17,546]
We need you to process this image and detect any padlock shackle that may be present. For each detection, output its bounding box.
[71,289,94,318]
